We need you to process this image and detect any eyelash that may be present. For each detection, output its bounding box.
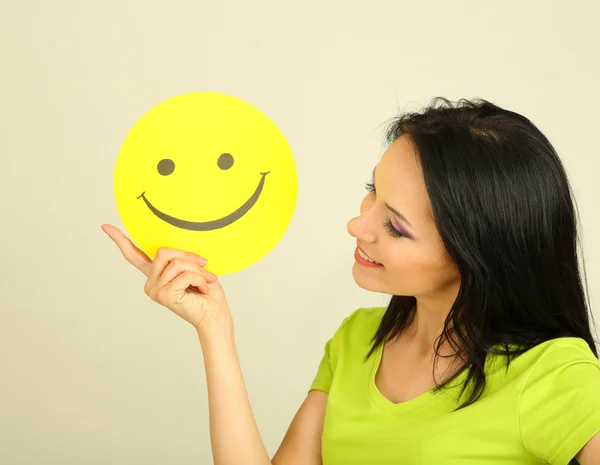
[364,181,406,239]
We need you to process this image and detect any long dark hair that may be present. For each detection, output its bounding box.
[364,97,598,411]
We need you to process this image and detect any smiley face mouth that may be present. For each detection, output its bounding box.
[137,171,270,231]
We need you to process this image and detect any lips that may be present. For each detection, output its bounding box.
[357,244,380,263]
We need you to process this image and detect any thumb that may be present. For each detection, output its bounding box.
[207,276,226,298]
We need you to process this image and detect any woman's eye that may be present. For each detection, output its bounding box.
[364,179,407,239]
[384,220,406,238]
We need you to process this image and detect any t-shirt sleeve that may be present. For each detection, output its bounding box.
[308,315,352,394]
[518,340,600,465]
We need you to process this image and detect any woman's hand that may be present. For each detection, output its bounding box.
[101,224,233,333]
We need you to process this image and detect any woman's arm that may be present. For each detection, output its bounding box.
[101,225,273,464]
[198,324,272,465]
[199,325,327,465]
[271,390,327,465]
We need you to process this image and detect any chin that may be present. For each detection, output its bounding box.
[351,264,386,292]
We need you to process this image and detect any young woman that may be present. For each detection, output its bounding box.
[102,97,600,465]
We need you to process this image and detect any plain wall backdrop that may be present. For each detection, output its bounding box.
[1,0,599,463]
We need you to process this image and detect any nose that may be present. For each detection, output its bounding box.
[347,214,376,243]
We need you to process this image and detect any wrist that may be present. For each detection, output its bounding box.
[196,318,235,345]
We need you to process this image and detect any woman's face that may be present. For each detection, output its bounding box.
[347,135,460,299]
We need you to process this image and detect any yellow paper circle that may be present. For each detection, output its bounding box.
[114,92,298,276]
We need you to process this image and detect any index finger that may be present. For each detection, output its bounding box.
[101,224,153,276]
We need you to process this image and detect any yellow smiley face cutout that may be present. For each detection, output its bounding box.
[113,92,298,276]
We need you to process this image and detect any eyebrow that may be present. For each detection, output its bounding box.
[372,166,415,230]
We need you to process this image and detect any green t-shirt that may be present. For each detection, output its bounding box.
[309,306,600,465]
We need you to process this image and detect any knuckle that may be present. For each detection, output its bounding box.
[155,247,169,259]
[171,257,184,270]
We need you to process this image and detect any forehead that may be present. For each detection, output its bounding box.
[379,137,425,195]
[378,136,434,224]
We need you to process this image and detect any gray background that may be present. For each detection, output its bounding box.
[1,0,599,463]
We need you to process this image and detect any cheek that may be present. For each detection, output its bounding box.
[385,247,420,272]
[384,246,444,285]
[385,249,458,290]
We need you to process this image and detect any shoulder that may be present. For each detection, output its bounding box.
[525,337,599,373]
[518,338,600,463]
[339,306,385,331]
[519,337,600,399]
[343,306,385,325]
[331,306,386,345]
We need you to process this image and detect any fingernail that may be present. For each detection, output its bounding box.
[197,258,208,265]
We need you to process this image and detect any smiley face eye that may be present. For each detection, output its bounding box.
[157,158,175,176]
[218,153,234,170]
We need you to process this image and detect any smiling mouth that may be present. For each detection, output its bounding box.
[137,171,270,231]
